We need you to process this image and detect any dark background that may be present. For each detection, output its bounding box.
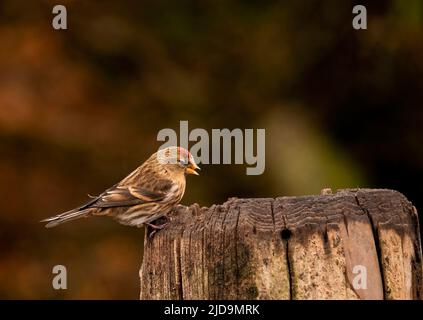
[0,0,422,299]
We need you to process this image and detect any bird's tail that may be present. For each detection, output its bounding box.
[40,208,92,228]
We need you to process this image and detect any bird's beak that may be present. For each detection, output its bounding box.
[186,162,200,175]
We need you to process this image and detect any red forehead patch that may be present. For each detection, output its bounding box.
[177,147,190,158]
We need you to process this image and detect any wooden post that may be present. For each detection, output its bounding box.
[139,189,423,300]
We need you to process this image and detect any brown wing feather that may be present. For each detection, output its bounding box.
[92,187,160,208]
[88,178,173,209]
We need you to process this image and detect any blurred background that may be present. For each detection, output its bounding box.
[0,0,422,299]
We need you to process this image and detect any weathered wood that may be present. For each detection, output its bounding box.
[139,189,423,300]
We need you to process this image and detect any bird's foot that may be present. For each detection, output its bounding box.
[147,229,157,239]
[145,222,167,230]
[146,220,168,239]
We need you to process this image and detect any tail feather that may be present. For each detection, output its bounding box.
[41,208,92,228]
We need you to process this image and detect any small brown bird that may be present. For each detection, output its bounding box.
[41,147,200,231]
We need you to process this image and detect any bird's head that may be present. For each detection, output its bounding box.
[156,146,200,176]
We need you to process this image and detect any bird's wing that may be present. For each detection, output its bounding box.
[89,183,170,208]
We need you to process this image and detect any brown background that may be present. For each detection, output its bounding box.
[0,0,422,299]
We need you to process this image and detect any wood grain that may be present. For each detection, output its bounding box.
[140,189,423,300]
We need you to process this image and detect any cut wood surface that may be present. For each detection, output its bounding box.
[139,189,423,300]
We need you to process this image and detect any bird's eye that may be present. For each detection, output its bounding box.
[178,158,188,166]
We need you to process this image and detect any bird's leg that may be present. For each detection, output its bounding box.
[145,222,166,230]
[147,228,157,239]
[145,217,168,239]
[147,215,169,229]
[146,224,166,239]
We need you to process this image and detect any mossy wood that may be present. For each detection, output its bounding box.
[140,189,423,300]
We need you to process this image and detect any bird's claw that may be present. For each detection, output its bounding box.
[146,221,168,239]
[145,222,167,230]
[147,229,157,239]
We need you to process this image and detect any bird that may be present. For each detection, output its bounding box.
[41,146,200,234]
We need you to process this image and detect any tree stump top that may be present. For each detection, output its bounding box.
[140,188,423,300]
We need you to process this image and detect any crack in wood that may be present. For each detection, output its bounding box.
[354,193,386,300]
[234,205,241,299]
[281,212,293,299]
